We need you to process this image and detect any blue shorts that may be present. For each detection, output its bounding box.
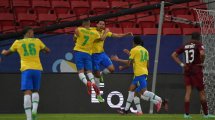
[74,51,92,71]
[131,75,147,93]
[21,69,41,91]
[92,52,113,71]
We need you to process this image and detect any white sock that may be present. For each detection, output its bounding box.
[141,91,161,104]
[134,96,142,113]
[94,77,100,88]
[125,91,134,111]
[32,93,39,114]
[102,68,110,75]
[24,95,32,120]
[78,73,88,85]
[87,73,95,83]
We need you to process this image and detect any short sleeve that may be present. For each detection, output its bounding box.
[106,32,113,37]
[129,49,135,60]
[38,39,46,49]
[9,40,18,52]
[175,45,185,55]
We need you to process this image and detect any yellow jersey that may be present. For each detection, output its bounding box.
[129,45,149,76]
[9,38,46,72]
[74,27,100,54]
[91,28,112,53]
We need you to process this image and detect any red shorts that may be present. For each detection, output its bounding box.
[184,65,204,91]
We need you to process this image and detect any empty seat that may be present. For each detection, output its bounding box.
[32,0,51,14]
[176,15,196,28]
[183,28,200,35]
[57,13,77,22]
[131,2,148,8]
[118,14,136,28]
[71,1,90,15]
[123,28,142,35]
[91,1,110,14]
[64,27,76,34]
[170,3,189,15]
[109,27,123,34]
[188,2,207,9]
[2,26,17,33]
[137,15,156,28]
[163,28,182,35]
[111,1,129,9]
[0,0,10,13]
[17,13,37,26]
[13,0,31,13]
[51,1,70,14]
[128,0,143,4]
[143,28,158,35]
[0,13,14,26]
[38,13,57,26]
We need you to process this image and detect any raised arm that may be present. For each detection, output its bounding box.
[1,49,13,56]
[112,32,133,38]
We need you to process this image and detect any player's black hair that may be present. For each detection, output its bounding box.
[191,32,201,41]
[133,36,144,46]
[22,26,33,35]
[82,19,90,24]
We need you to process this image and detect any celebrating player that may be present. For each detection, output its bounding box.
[92,20,133,88]
[171,32,215,118]
[73,19,106,102]
[1,27,50,120]
[111,36,163,114]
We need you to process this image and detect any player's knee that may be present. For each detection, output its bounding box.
[24,90,32,95]
[108,66,115,73]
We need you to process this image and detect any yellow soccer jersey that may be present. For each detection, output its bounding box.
[129,46,149,76]
[9,38,46,72]
[92,28,112,53]
[74,27,100,54]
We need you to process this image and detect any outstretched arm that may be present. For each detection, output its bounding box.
[1,49,13,56]
[42,47,51,53]
[111,55,132,71]
[112,32,133,38]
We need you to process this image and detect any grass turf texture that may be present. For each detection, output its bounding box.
[0,114,213,120]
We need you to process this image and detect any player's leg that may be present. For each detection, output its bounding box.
[137,75,162,112]
[74,52,91,94]
[183,74,192,118]
[101,53,115,77]
[184,85,192,118]
[21,70,33,120]
[85,53,104,102]
[133,95,143,115]
[92,53,102,88]
[31,70,42,120]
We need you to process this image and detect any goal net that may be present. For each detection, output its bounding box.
[195,9,215,114]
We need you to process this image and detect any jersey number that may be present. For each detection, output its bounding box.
[185,49,194,63]
[140,50,148,62]
[82,35,89,46]
[22,43,36,56]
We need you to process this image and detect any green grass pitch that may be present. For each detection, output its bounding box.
[0,114,213,120]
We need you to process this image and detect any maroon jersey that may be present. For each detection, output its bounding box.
[175,40,204,65]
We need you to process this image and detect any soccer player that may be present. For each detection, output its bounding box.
[92,20,133,88]
[1,27,50,120]
[111,36,162,114]
[73,19,105,102]
[171,32,215,118]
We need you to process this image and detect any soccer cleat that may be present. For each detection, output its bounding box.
[155,100,162,112]
[162,98,169,112]
[96,95,104,103]
[92,83,100,96]
[100,73,104,83]
[136,112,143,116]
[203,114,215,118]
[117,109,129,115]
[184,114,192,119]
[32,111,37,120]
[87,81,92,95]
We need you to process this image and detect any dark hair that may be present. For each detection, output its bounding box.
[22,26,33,35]
[191,32,201,41]
[82,19,90,24]
[133,36,143,46]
